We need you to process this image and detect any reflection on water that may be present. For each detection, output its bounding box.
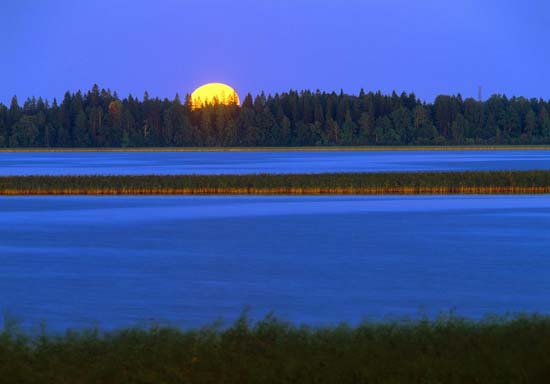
[0,150,550,175]
[1,195,550,330]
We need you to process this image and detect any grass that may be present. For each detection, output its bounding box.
[2,314,550,383]
[1,145,550,152]
[1,170,550,195]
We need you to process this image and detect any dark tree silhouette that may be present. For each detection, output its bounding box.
[2,85,550,147]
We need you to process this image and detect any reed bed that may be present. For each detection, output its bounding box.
[1,171,550,195]
[2,314,550,383]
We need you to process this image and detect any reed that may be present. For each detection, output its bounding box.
[2,314,550,383]
[1,171,550,195]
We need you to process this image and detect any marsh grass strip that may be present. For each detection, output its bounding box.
[1,170,550,195]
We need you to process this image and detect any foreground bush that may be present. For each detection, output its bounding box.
[2,314,550,383]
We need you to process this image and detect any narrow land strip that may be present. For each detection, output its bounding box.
[2,171,550,195]
[1,145,550,152]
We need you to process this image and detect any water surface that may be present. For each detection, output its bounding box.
[1,195,549,331]
[1,150,550,175]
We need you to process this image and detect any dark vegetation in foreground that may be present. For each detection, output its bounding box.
[2,314,550,383]
[2,170,550,195]
[2,85,550,148]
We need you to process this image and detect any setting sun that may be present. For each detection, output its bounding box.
[190,83,240,110]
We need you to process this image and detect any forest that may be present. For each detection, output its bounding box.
[1,85,550,147]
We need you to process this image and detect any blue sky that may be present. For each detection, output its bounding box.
[2,0,549,104]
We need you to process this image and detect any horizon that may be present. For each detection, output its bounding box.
[2,0,549,105]
[4,84,550,108]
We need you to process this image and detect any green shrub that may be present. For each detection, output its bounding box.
[2,314,550,383]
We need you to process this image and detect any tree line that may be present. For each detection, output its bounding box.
[1,84,549,147]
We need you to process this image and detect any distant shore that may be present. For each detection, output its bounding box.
[1,145,550,152]
[2,171,550,195]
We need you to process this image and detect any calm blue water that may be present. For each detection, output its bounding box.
[1,195,549,331]
[1,150,550,175]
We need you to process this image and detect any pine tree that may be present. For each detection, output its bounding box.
[0,104,7,147]
[74,112,90,147]
[10,115,39,147]
[341,109,357,145]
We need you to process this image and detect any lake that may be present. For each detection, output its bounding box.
[1,195,549,331]
[1,150,550,175]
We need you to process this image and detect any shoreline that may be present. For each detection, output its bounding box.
[2,187,550,195]
[1,145,550,152]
